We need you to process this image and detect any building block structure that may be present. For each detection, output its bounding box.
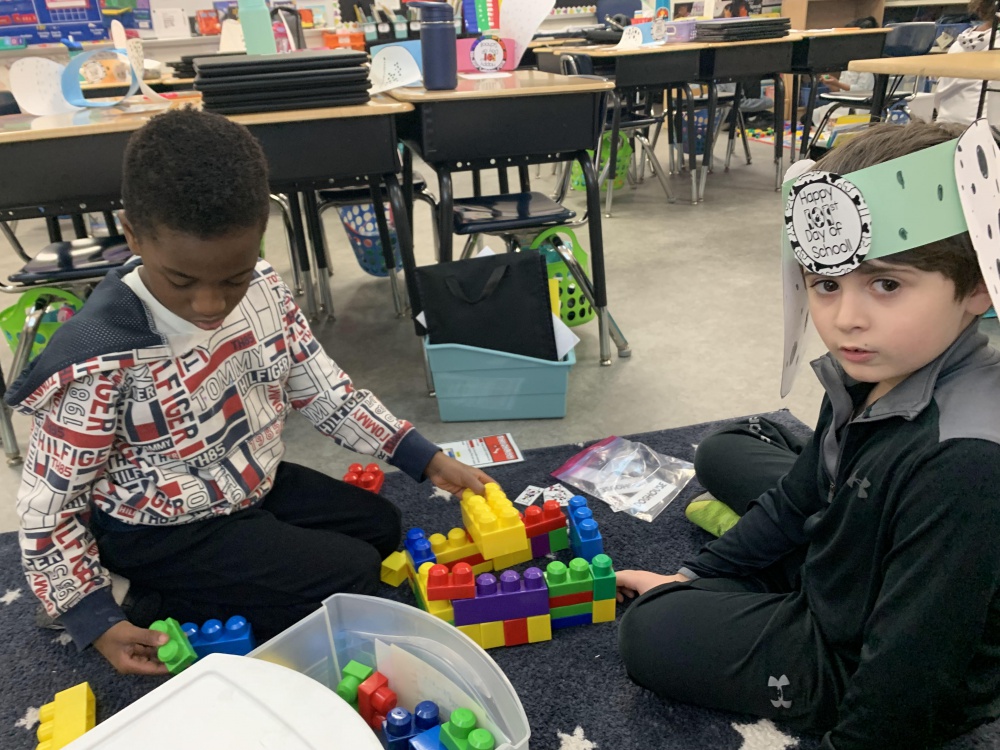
[180,615,256,658]
[344,462,385,493]
[383,701,441,750]
[426,562,476,601]
[149,617,198,674]
[460,485,528,560]
[566,496,605,562]
[36,682,95,750]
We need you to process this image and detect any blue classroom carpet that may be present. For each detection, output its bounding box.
[1,410,998,749]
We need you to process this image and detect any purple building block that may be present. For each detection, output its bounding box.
[452,568,549,626]
[180,615,256,658]
[530,533,550,558]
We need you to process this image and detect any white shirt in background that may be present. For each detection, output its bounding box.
[935,25,996,126]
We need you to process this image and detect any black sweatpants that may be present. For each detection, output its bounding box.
[619,417,853,734]
[93,462,402,642]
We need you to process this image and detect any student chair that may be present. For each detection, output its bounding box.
[0,223,133,465]
[805,22,938,155]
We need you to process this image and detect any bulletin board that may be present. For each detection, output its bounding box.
[0,0,109,42]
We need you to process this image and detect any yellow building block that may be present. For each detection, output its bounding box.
[470,558,494,576]
[480,620,505,650]
[381,550,408,587]
[491,537,532,570]
[593,598,616,623]
[526,615,552,644]
[36,682,95,750]
[461,494,527,561]
[457,623,483,648]
[428,528,480,565]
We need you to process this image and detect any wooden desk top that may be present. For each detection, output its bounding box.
[387,69,613,102]
[538,33,802,58]
[0,95,413,144]
[848,50,1000,81]
[793,27,891,39]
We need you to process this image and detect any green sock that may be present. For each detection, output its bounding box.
[685,495,741,537]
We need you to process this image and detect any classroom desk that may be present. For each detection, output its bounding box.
[389,70,631,366]
[535,36,795,203]
[848,50,1000,121]
[787,28,890,160]
[0,96,414,322]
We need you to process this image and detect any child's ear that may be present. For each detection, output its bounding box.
[120,213,141,256]
[965,280,994,317]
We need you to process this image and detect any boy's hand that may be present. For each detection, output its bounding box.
[616,570,691,603]
[93,620,171,676]
[424,452,495,497]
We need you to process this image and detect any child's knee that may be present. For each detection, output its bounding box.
[370,499,402,559]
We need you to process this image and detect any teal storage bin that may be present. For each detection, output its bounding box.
[424,338,574,422]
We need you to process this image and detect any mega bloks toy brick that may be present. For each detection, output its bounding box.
[572,518,604,563]
[180,615,256,659]
[36,682,95,750]
[490,538,532,570]
[335,660,374,707]
[591,553,616,601]
[382,550,409,587]
[383,701,440,750]
[460,493,527,560]
[548,526,570,552]
[429,528,480,565]
[551,611,593,629]
[426,561,476,601]
[457,623,483,648]
[358,671,397,730]
[480,620,505,649]
[551,601,592,619]
[503,618,529,647]
[149,618,198,674]
[416,562,455,622]
[452,568,549,626]
[410,724,443,750]
[405,529,437,570]
[344,462,385,493]
[549,590,593,609]
[526,614,552,644]
[440,707,495,750]
[593,598,616,623]
[529,533,550,558]
[543,558,593,598]
[523,500,568,537]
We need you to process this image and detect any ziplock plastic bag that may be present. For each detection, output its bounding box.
[552,436,695,522]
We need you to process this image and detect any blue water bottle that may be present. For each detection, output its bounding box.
[409,1,457,91]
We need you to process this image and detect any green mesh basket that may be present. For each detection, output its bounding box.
[571,131,632,192]
[0,288,85,362]
[529,227,595,328]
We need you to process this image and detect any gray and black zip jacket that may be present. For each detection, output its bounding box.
[682,321,1000,749]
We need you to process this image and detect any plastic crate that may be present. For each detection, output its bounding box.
[337,203,402,277]
[250,593,530,750]
[424,338,574,422]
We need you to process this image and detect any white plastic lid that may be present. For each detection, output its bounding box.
[67,653,383,750]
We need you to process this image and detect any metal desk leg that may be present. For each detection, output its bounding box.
[698,83,719,202]
[869,74,889,123]
[576,150,630,365]
[605,89,623,218]
[772,73,786,191]
[402,147,415,232]
[437,168,454,263]
[799,73,820,161]
[725,83,743,172]
[369,178,406,318]
[681,85,699,204]
[384,173,423,337]
[0,299,48,465]
[789,74,800,163]
[301,192,335,321]
[285,192,317,321]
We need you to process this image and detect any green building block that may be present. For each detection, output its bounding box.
[548,526,569,552]
[441,707,494,750]
[335,660,374,706]
[544,558,593,597]
[550,601,593,619]
[591,553,616,601]
[149,618,198,675]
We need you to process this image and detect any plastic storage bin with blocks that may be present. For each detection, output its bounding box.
[249,593,531,749]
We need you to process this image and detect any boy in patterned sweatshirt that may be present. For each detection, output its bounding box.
[7,108,490,675]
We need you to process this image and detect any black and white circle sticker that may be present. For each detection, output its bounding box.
[784,171,872,276]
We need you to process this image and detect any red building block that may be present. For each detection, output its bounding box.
[549,590,594,608]
[523,500,568,538]
[344,463,385,493]
[503,618,529,647]
[426,562,476,601]
[358,671,397,728]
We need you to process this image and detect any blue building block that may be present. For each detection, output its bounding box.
[571,519,604,563]
[551,612,593,630]
[180,616,256,658]
[405,528,437,570]
[384,701,440,750]
[409,724,442,750]
[566,496,591,545]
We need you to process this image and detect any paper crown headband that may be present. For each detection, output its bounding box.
[780,119,1000,396]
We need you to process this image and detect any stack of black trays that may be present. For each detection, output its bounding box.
[194,49,371,115]
[168,51,246,79]
[694,16,791,42]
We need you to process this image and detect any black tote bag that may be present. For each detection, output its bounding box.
[416,251,559,362]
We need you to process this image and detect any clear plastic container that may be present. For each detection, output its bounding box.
[250,593,531,750]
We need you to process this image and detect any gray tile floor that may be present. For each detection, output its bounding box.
[0,138,996,534]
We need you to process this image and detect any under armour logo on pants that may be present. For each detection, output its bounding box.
[769,674,792,708]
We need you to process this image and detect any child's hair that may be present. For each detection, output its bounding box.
[815,122,984,300]
[969,0,997,22]
[121,107,270,240]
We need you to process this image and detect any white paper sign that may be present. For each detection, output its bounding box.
[615,25,644,50]
[369,46,422,94]
[954,119,1000,310]
[219,18,247,52]
[499,0,556,68]
[9,57,81,116]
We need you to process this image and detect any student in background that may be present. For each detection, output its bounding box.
[935,0,998,127]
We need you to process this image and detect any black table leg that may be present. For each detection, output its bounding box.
[772,72,786,191]
[301,191,335,320]
[606,89,622,217]
[800,73,820,160]
[369,178,405,318]
[869,74,889,122]
[285,191,317,320]
[45,216,62,243]
[71,214,87,239]
[402,147,414,230]
[789,74,800,162]
[437,168,454,263]
[384,172,423,335]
